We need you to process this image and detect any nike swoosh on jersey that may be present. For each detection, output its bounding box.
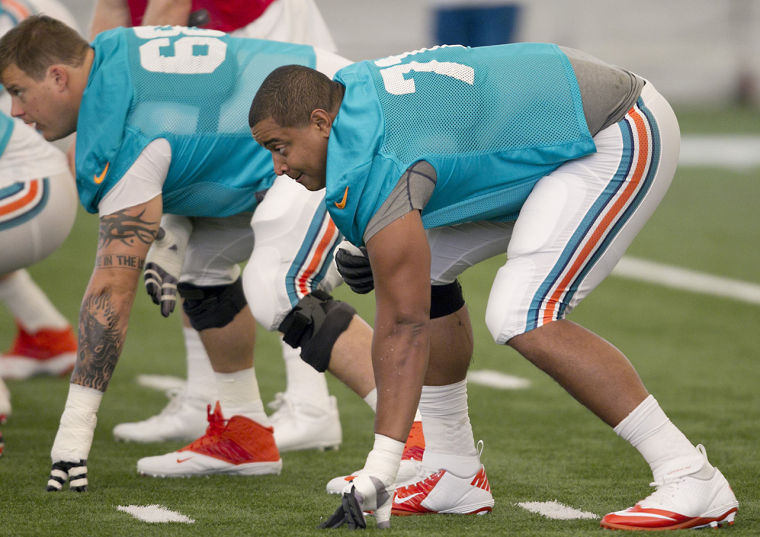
[93,162,110,184]
[334,186,349,209]
[394,492,423,504]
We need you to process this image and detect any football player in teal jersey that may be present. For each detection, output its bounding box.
[0,15,382,490]
[88,0,349,457]
[250,45,738,530]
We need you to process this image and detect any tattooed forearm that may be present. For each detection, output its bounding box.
[71,289,125,391]
[98,208,158,249]
[95,254,145,270]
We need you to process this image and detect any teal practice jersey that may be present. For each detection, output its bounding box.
[76,26,317,216]
[326,43,597,245]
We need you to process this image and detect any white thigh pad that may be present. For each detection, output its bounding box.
[244,176,340,330]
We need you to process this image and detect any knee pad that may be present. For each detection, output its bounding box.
[178,277,247,331]
[430,280,465,319]
[278,290,356,372]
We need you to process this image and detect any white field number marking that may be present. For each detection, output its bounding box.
[518,500,598,520]
[117,504,195,524]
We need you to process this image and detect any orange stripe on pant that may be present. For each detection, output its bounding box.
[0,179,39,216]
[541,106,650,325]
[296,218,338,297]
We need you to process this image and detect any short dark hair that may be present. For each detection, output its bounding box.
[0,15,89,80]
[249,64,342,128]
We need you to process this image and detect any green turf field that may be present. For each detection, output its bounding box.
[1,106,758,535]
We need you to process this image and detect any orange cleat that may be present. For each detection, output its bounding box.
[1,323,76,379]
[136,401,282,477]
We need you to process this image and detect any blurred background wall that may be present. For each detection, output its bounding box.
[62,0,760,106]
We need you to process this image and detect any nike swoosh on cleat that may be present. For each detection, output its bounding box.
[394,492,423,504]
[176,457,193,463]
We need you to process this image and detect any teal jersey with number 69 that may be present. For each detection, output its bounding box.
[76,27,317,216]
[325,43,597,246]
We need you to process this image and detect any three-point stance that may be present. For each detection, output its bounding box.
[250,43,738,530]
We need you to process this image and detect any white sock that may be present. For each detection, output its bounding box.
[614,395,706,482]
[281,339,330,406]
[183,326,215,403]
[363,388,377,412]
[419,380,480,477]
[214,367,269,426]
[0,270,69,333]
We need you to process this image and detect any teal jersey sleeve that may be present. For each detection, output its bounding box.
[76,27,317,216]
[326,43,596,245]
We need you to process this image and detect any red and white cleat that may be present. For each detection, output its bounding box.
[136,401,282,477]
[392,465,494,515]
[601,445,738,530]
[1,323,76,380]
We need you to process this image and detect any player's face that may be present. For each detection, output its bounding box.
[0,63,76,141]
[252,116,329,191]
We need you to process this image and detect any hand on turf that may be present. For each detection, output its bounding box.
[144,215,192,317]
[46,459,88,492]
[319,485,367,529]
[319,473,393,529]
[335,242,373,294]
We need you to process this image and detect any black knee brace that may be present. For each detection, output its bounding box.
[178,277,247,331]
[278,290,356,372]
[430,280,465,319]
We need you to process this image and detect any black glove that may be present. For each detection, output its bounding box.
[335,244,374,294]
[318,487,367,530]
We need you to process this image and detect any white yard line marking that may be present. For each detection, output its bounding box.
[117,504,195,524]
[518,500,598,520]
[467,370,531,389]
[680,135,760,169]
[136,374,186,392]
[613,257,760,305]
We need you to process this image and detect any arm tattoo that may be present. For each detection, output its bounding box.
[71,290,124,391]
[98,208,158,249]
[95,254,145,270]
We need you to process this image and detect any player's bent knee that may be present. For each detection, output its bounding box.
[278,290,356,372]
[430,280,465,319]
[178,277,247,331]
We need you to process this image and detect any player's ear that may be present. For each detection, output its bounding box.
[310,108,333,137]
[47,65,69,92]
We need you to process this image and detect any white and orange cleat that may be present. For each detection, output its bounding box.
[325,420,425,494]
[391,465,494,516]
[136,401,282,477]
[0,323,76,380]
[601,445,738,530]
